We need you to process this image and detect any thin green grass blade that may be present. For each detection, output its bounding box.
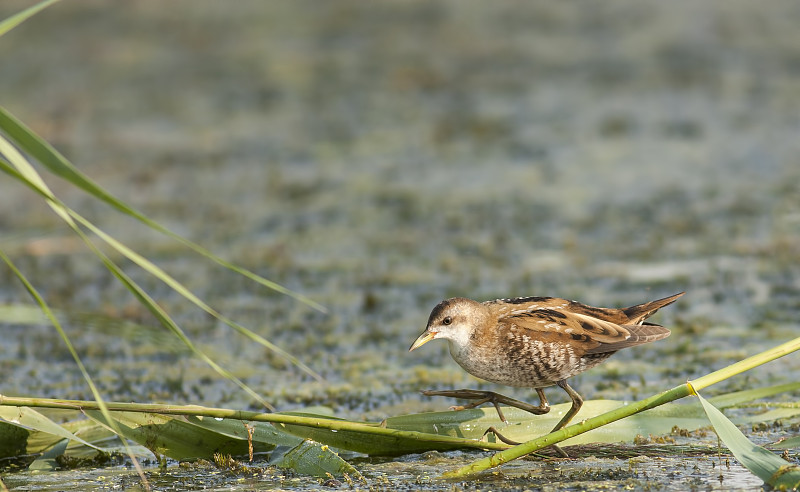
[0,248,111,416]
[0,155,321,382]
[0,249,149,484]
[0,137,144,486]
[94,247,275,409]
[0,105,326,313]
[0,0,59,37]
[0,154,291,405]
[67,210,322,382]
[695,389,800,489]
[273,440,364,480]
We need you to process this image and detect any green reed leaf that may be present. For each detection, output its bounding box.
[696,390,800,489]
[0,0,59,38]
[0,105,326,314]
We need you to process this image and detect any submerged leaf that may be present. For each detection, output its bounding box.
[0,304,48,325]
[696,390,800,489]
[772,436,800,450]
[28,439,68,471]
[0,420,29,458]
[273,440,362,480]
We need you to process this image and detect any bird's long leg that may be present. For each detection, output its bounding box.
[551,380,583,433]
[421,386,575,457]
[486,381,583,459]
[518,379,582,458]
[423,388,556,451]
[421,388,550,423]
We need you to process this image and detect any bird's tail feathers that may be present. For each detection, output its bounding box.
[622,292,684,325]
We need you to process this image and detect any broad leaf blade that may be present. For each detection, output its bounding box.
[277,421,468,456]
[84,411,271,460]
[184,416,303,448]
[696,390,800,489]
[0,406,101,452]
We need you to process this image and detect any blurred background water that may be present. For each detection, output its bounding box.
[1,1,798,425]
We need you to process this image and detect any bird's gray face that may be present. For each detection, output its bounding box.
[409,298,483,352]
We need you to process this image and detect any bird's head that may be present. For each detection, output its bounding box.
[409,297,488,352]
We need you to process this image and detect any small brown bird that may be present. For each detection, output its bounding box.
[409,292,683,454]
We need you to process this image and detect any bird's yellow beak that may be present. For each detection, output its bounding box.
[409,330,436,352]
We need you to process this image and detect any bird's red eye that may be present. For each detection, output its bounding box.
[442,316,452,325]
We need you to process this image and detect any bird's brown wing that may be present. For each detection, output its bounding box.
[586,322,671,354]
[503,308,629,347]
[503,309,669,355]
